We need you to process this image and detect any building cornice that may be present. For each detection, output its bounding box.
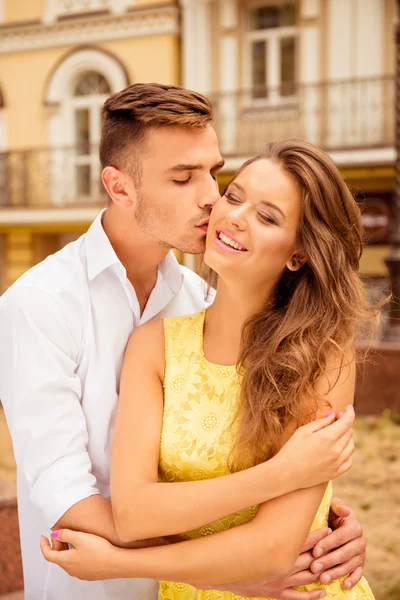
[0,4,180,54]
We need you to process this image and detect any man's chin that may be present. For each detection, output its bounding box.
[174,240,207,255]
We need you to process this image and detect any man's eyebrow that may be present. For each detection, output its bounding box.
[229,181,286,220]
[167,159,225,173]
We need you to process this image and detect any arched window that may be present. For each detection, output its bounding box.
[72,71,111,198]
[45,48,129,204]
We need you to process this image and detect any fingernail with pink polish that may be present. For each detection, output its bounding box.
[324,411,334,418]
[51,530,60,538]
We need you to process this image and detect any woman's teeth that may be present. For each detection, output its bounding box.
[218,232,246,251]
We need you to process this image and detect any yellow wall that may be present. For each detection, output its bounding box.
[4,229,34,289]
[4,0,44,23]
[102,35,180,86]
[1,34,179,150]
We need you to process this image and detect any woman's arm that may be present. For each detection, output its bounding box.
[111,321,354,543]
[41,351,355,584]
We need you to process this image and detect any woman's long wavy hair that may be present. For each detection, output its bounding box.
[204,138,382,471]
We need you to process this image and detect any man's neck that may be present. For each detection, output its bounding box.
[102,208,171,313]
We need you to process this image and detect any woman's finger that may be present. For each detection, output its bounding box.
[51,528,81,547]
[307,412,336,433]
[40,536,68,566]
[51,537,69,551]
[326,406,355,437]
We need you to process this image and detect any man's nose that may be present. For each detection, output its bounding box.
[198,177,221,209]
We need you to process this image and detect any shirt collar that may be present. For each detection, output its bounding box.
[85,209,183,296]
[85,209,121,282]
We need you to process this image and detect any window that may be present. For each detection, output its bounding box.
[246,2,297,101]
[45,47,129,205]
[72,72,111,200]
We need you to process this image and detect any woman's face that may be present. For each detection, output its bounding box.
[204,159,303,291]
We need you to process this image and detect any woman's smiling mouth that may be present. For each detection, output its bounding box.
[214,228,248,253]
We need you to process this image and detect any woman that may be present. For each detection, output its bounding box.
[41,139,376,598]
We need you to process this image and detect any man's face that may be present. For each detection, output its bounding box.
[132,125,224,254]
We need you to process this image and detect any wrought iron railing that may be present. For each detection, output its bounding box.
[210,75,394,156]
[0,145,107,209]
[0,76,394,209]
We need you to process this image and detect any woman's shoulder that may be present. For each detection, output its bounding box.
[163,309,205,330]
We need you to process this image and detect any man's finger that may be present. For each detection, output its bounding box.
[329,497,351,519]
[279,588,326,600]
[312,522,364,558]
[318,557,363,586]
[311,538,365,574]
[342,566,364,590]
[300,528,332,553]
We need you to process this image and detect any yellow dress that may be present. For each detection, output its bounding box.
[158,310,374,600]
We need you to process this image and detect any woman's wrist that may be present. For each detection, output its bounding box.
[262,453,297,499]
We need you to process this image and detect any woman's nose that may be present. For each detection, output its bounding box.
[228,207,247,231]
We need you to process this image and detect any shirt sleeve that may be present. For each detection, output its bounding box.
[0,285,100,528]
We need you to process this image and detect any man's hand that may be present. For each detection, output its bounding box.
[310,497,366,590]
[194,529,331,600]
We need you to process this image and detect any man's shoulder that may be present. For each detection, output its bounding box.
[0,238,87,313]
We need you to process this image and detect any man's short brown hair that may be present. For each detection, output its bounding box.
[99,82,214,183]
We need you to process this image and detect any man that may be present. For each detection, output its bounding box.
[0,83,365,600]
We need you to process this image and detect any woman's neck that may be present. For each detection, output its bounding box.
[203,279,273,366]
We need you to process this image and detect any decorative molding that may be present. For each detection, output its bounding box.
[0,207,102,226]
[45,47,128,105]
[43,0,133,24]
[0,5,179,54]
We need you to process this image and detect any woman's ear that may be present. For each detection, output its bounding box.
[287,250,307,271]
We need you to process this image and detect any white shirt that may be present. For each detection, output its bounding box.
[0,211,211,600]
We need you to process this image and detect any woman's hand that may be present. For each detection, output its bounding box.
[276,405,355,489]
[40,530,122,580]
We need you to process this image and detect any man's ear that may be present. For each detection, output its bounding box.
[287,250,308,272]
[102,166,136,208]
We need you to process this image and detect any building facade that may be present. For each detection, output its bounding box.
[0,0,396,290]
[0,0,181,291]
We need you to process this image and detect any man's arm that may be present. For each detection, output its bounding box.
[0,287,115,542]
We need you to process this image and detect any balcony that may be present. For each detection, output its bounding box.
[210,75,394,158]
[0,76,394,212]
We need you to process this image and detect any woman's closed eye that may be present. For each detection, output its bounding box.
[225,192,242,204]
[258,213,277,225]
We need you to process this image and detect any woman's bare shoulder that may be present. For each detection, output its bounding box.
[123,319,166,378]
